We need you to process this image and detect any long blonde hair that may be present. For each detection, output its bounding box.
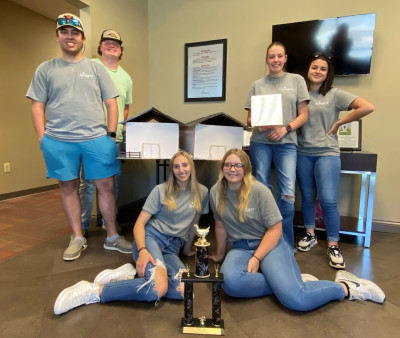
[216,149,255,222]
[164,150,202,212]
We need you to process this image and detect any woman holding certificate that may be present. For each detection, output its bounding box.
[245,42,309,247]
[210,148,385,311]
[296,53,374,269]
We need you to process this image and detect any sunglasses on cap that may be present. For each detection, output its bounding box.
[313,52,333,60]
[57,15,82,29]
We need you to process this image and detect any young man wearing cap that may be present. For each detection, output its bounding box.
[26,13,132,261]
[79,29,133,237]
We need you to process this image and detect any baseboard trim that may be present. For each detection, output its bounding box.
[0,184,59,201]
[372,221,400,234]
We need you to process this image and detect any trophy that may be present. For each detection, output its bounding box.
[194,224,210,278]
[180,224,225,335]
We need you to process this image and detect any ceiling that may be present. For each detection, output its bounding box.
[9,0,85,20]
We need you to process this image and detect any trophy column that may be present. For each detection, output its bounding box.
[180,225,225,335]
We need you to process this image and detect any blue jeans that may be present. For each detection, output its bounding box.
[296,155,341,242]
[249,141,297,246]
[80,142,122,230]
[220,238,345,311]
[79,175,120,230]
[101,226,186,303]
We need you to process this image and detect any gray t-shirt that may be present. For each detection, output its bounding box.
[244,73,309,145]
[210,180,282,242]
[297,88,357,156]
[143,183,209,241]
[26,57,119,141]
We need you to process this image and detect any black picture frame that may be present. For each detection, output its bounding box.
[184,39,227,102]
[338,120,362,151]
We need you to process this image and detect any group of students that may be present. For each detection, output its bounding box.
[246,42,374,269]
[54,42,383,316]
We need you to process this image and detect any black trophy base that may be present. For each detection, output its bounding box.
[180,318,225,335]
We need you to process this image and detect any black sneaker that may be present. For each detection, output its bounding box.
[297,233,317,252]
[327,245,345,269]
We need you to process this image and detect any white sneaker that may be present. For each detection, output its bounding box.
[297,233,317,252]
[327,245,345,269]
[335,270,386,303]
[301,273,319,282]
[94,263,136,284]
[54,281,100,315]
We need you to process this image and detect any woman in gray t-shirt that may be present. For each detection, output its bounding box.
[245,42,309,247]
[54,150,209,315]
[210,149,384,311]
[296,53,374,269]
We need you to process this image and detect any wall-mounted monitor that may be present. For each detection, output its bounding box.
[272,13,376,76]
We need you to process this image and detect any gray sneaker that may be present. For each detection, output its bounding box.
[104,235,132,254]
[54,281,100,315]
[335,270,386,303]
[63,236,87,261]
[94,263,136,284]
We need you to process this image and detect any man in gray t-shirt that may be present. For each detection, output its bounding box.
[26,13,132,261]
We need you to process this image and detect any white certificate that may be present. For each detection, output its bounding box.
[251,94,283,126]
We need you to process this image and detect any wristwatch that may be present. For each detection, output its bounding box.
[285,124,293,133]
[107,131,116,138]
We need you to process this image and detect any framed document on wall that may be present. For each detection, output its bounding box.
[184,39,227,102]
[338,120,362,151]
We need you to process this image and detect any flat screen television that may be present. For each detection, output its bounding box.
[272,13,376,76]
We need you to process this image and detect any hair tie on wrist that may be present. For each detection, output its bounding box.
[138,247,146,253]
[253,254,261,262]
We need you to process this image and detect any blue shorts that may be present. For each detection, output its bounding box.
[40,135,121,181]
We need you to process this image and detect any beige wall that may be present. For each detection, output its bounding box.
[147,0,400,227]
[0,0,152,204]
[0,1,60,194]
[1,0,399,227]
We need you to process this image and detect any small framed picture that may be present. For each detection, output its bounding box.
[338,120,362,151]
[184,39,227,102]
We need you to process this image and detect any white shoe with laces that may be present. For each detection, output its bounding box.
[54,281,100,315]
[327,245,346,269]
[335,270,385,303]
[94,263,136,284]
[297,233,317,252]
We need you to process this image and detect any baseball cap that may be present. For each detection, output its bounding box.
[56,13,84,33]
[100,30,123,45]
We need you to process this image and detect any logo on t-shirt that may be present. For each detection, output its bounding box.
[280,86,295,92]
[79,72,94,78]
[247,208,255,212]
[314,100,329,106]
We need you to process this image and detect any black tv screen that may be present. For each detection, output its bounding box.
[272,13,376,76]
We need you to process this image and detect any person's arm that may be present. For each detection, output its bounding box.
[265,100,308,141]
[31,100,46,143]
[104,97,118,137]
[246,109,252,127]
[247,221,282,273]
[327,97,374,135]
[210,220,228,262]
[123,104,130,121]
[133,210,156,277]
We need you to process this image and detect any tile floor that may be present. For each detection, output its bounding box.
[0,191,399,337]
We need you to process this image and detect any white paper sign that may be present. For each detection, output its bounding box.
[251,94,283,126]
